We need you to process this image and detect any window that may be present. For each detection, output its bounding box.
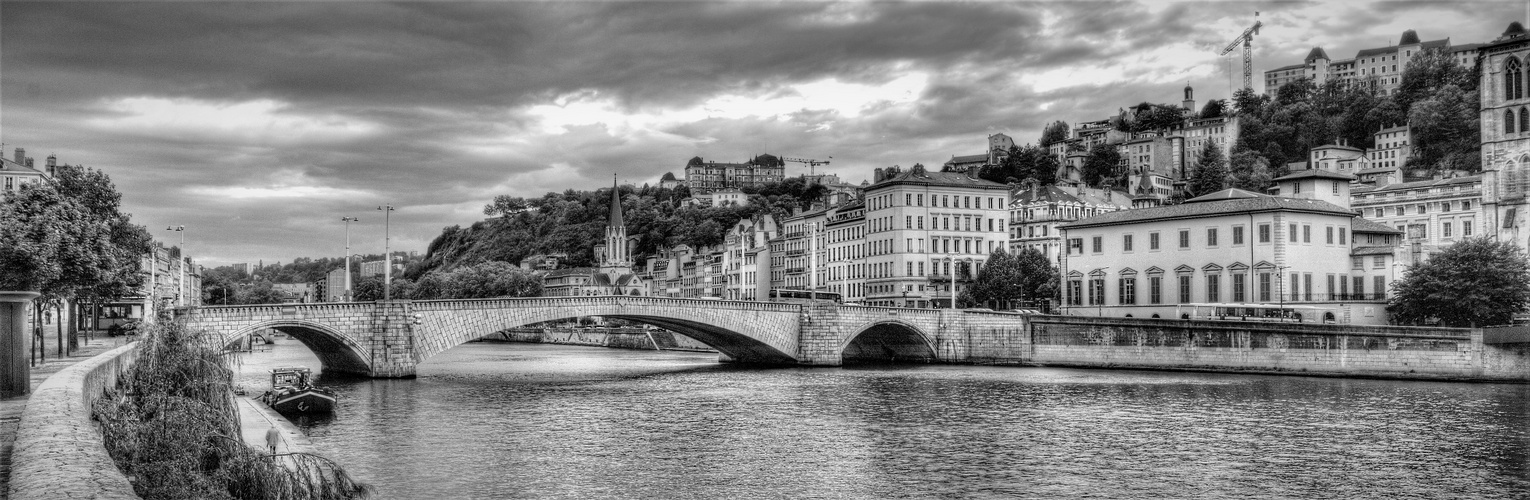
[905,194,911,205]
[1374,208,1385,218]
[917,194,923,206]
[1332,181,1340,195]
[1465,220,1474,236]
[1303,225,1311,243]
[1509,58,1523,100]
[1304,274,1313,301]
[1443,222,1453,238]
[1373,255,1386,269]
[917,217,924,229]
[1353,276,1365,297]
[1233,226,1245,245]
[1207,228,1219,247]
[1522,106,1528,133]
[1463,201,1472,211]
[1068,280,1082,305]
[1179,230,1190,249]
[1259,224,1271,243]
[1090,278,1105,305]
[1259,273,1272,301]
[1290,273,1300,302]
[1325,227,1334,244]
[1091,236,1102,253]
[1339,228,1347,245]
[1150,232,1160,250]
[905,216,912,229]
[1417,204,1426,215]
[1233,274,1246,302]
[1124,234,1134,252]
[1289,223,1298,242]
[1206,275,1220,302]
[1374,276,1385,297]
[1396,206,1405,216]
[1351,257,1363,270]
[907,262,913,276]
[1178,275,1192,303]
[1067,238,1082,254]
[1119,277,1136,304]
[1509,109,1518,134]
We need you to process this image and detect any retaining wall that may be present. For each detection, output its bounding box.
[1022,316,1528,382]
[8,343,139,499]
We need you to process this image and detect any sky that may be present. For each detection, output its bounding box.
[0,1,1522,267]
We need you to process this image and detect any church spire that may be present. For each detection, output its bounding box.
[608,174,624,228]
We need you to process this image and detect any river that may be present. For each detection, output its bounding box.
[235,337,1530,499]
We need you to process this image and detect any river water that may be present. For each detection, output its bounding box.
[235,338,1530,499]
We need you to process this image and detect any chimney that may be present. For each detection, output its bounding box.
[13,148,23,164]
[25,158,34,168]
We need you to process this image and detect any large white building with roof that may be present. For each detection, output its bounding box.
[1057,170,1403,325]
[861,165,1010,308]
[1265,29,1480,97]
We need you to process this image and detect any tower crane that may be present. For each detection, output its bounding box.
[782,156,831,177]
[1219,12,1263,91]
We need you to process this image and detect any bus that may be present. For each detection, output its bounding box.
[1173,303,1333,323]
[766,289,842,304]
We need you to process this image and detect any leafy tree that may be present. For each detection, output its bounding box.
[1039,120,1069,146]
[968,248,1059,310]
[483,195,530,217]
[1186,141,1229,197]
[1199,99,1225,119]
[1388,238,1530,327]
[1407,83,1481,174]
[1231,87,1269,116]
[979,144,1058,186]
[1226,149,1274,192]
[1081,144,1123,188]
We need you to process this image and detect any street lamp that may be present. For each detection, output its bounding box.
[949,253,959,311]
[1277,265,1290,322]
[377,206,394,301]
[341,216,359,302]
[165,225,186,307]
[1096,266,1110,317]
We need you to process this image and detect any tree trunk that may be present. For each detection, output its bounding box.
[65,298,79,352]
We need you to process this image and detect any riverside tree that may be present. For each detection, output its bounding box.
[1387,238,1530,327]
[967,248,1059,311]
[0,165,151,351]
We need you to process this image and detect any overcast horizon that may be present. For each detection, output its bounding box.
[1,1,1519,268]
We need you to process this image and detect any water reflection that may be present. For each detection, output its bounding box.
[236,338,1530,499]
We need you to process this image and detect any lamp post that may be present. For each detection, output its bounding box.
[1096,266,1110,317]
[1277,265,1289,321]
[377,206,394,301]
[341,216,359,302]
[949,253,958,311]
[165,225,186,307]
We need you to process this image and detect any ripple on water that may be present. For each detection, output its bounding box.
[237,340,1530,500]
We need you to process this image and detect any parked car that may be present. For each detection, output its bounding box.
[107,320,140,337]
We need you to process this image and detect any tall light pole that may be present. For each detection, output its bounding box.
[165,225,186,307]
[377,206,394,301]
[341,216,359,302]
[949,253,958,311]
[1277,265,1289,321]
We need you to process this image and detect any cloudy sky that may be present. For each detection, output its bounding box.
[0,1,1519,267]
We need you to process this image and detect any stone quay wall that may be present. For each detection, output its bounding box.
[1017,316,1527,382]
[9,343,139,500]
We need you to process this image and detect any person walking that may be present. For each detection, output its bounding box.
[265,425,282,455]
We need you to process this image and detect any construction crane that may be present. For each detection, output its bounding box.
[782,156,831,177]
[1218,12,1263,91]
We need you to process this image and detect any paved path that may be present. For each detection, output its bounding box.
[0,332,130,500]
[236,396,315,458]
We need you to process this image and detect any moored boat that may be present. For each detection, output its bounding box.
[262,367,337,414]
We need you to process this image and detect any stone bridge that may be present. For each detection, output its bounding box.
[179,296,1031,377]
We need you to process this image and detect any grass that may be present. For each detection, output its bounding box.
[92,321,373,500]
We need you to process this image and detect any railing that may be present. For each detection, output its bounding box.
[1286,293,1388,302]
[410,295,807,313]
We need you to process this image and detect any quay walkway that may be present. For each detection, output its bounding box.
[0,333,130,500]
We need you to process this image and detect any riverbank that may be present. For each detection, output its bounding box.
[236,396,314,457]
[0,333,130,500]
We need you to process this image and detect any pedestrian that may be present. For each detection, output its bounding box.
[265,425,282,455]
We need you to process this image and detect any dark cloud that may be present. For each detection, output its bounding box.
[0,1,1513,265]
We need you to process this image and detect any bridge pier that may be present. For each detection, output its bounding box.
[363,301,419,378]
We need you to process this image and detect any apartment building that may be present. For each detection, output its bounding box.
[1008,182,1131,263]
[861,166,1010,308]
[1371,125,1411,169]
[1351,175,1483,265]
[0,148,52,192]
[1265,29,1482,97]
[1057,170,1402,325]
[824,201,867,303]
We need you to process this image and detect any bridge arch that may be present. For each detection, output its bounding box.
[410,297,803,366]
[838,319,936,364]
[226,319,372,375]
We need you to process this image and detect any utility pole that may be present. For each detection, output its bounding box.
[377,206,394,301]
[342,216,359,301]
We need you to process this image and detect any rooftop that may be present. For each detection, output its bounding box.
[1352,218,1404,234]
[869,166,1007,191]
[1060,195,1356,229]
[1352,174,1482,194]
[1272,169,1357,182]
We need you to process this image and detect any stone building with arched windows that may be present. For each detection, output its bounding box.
[1480,22,1530,254]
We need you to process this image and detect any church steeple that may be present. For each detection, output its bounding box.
[603,175,628,266]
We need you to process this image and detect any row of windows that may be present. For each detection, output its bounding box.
[1066,273,1386,306]
[867,192,1006,211]
[1068,224,1349,255]
[1365,200,1474,217]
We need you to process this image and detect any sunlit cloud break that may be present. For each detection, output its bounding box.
[88,97,379,143]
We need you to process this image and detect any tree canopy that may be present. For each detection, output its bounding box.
[1388,238,1530,327]
[1185,141,1229,198]
[967,248,1059,311]
[0,165,151,300]
[1039,120,1070,146]
[1081,144,1123,189]
[978,144,1058,186]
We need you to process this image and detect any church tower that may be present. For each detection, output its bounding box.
[603,176,629,267]
[1182,84,1195,111]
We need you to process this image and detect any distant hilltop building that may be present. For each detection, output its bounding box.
[681,154,786,193]
[941,133,1015,173]
[1264,29,1483,97]
[658,171,683,190]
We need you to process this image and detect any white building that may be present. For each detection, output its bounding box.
[1008,181,1132,263]
[1057,170,1402,325]
[861,165,1010,308]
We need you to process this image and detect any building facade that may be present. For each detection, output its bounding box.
[1265,30,1472,97]
[861,166,1010,308]
[0,148,52,193]
[1058,172,1402,325]
[1008,182,1132,263]
[682,154,786,193]
[1479,21,1530,257]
